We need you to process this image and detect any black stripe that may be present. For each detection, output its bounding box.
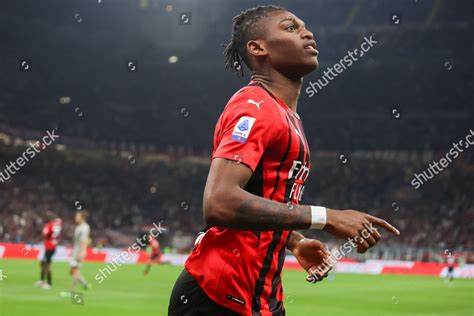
[269,115,292,200]
[295,119,310,163]
[252,231,282,314]
[246,159,264,249]
[250,115,291,313]
[254,231,261,250]
[248,81,300,314]
[268,239,287,313]
[248,80,293,201]
[283,115,306,202]
[244,158,264,196]
[265,115,307,312]
[271,301,284,316]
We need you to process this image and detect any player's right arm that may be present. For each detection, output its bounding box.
[203,158,399,252]
[205,94,399,252]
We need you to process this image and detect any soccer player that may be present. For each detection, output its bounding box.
[69,210,91,291]
[143,234,161,275]
[168,5,400,315]
[446,255,456,282]
[36,211,62,289]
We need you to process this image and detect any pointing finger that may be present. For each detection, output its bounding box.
[368,216,400,236]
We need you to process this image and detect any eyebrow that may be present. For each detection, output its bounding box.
[279,16,306,29]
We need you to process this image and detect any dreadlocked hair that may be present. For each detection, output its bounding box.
[223,5,285,77]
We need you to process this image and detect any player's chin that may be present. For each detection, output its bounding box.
[308,58,318,72]
[309,52,319,66]
[298,59,318,77]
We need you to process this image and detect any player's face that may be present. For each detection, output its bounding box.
[262,11,318,77]
[74,213,82,224]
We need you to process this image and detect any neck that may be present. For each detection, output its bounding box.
[250,70,302,113]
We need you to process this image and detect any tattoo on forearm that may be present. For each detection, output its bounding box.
[234,197,311,231]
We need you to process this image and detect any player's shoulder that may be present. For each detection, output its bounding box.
[224,84,281,119]
[81,222,91,231]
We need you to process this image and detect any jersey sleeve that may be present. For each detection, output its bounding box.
[212,95,283,172]
[42,224,51,238]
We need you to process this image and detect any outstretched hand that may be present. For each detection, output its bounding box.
[324,209,400,253]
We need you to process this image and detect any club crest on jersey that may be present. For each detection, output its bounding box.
[231,116,256,143]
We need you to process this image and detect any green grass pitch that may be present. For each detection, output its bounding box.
[0,259,472,315]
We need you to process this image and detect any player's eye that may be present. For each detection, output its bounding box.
[286,24,296,31]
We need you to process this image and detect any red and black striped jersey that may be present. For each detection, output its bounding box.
[42,218,62,251]
[185,80,311,315]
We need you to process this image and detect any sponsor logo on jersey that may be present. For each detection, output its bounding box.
[247,99,264,110]
[288,160,310,202]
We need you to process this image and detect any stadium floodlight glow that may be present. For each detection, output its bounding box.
[59,96,71,104]
[55,144,67,151]
[0,133,12,145]
[168,56,178,64]
[139,0,148,9]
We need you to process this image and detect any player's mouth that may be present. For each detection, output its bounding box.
[304,41,318,55]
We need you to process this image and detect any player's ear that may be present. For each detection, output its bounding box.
[247,39,268,57]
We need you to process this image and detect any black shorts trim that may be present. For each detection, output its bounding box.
[42,249,56,263]
[168,269,240,316]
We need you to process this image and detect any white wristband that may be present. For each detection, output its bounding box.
[310,206,327,229]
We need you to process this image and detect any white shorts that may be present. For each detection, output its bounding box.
[70,258,82,268]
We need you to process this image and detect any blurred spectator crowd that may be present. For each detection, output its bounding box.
[1,144,472,262]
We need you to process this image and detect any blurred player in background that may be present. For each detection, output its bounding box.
[69,210,91,291]
[143,234,161,275]
[35,211,62,289]
[446,255,456,282]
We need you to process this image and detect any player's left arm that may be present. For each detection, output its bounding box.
[42,225,51,238]
[286,230,333,283]
[286,230,305,251]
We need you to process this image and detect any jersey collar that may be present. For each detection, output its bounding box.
[247,80,301,120]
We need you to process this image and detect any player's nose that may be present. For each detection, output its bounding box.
[301,28,314,41]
